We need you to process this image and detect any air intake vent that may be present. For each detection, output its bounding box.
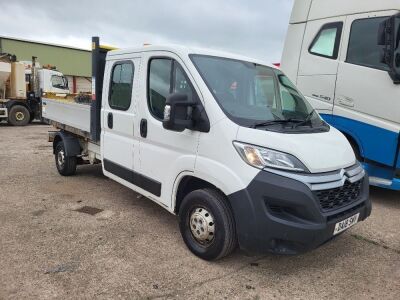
[314,180,362,212]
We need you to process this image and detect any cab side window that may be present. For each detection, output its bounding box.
[346,17,390,71]
[109,62,134,110]
[148,58,197,120]
[309,22,343,59]
[51,75,68,89]
[173,65,193,101]
[148,59,172,119]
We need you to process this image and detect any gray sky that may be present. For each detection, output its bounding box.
[0,0,293,63]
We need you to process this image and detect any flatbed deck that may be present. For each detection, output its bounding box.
[41,98,91,138]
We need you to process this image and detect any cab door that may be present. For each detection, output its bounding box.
[137,52,201,208]
[101,57,141,184]
[297,17,346,114]
[334,11,400,167]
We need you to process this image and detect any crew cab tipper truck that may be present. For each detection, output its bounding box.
[42,37,371,260]
[281,0,400,190]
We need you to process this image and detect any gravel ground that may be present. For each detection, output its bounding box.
[0,123,399,300]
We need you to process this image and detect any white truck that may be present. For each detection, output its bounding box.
[42,37,371,260]
[281,0,400,190]
[0,54,69,126]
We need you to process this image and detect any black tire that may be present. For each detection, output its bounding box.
[8,105,30,126]
[55,142,77,176]
[29,112,35,123]
[179,188,237,261]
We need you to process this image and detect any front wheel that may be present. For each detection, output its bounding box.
[179,189,237,261]
[8,105,30,126]
[55,142,77,176]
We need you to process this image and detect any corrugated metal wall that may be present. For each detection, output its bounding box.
[0,37,91,77]
[75,77,91,93]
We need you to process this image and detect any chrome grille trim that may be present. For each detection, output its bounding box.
[264,162,365,191]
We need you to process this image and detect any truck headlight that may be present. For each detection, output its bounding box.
[233,142,309,173]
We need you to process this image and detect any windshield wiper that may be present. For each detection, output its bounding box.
[251,118,303,129]
[293,110,316,129]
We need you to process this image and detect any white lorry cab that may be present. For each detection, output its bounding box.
[35,69,69,95]
[42,37,371,260]
[0,56,69,126]
[281,0,400,190]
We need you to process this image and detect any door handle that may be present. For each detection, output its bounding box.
[108,112,113,129]
[140,119,147,138]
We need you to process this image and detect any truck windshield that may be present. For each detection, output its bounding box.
[191,55,327,132]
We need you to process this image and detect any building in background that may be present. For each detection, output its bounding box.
[0,36,91,93]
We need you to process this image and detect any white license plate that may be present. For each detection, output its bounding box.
[333,213,360,235]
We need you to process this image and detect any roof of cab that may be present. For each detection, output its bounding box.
[290,0,400,24]
[107,44,275,68]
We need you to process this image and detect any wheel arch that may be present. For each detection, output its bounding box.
[173,174,227,214]
[53,131,81,157]
[322,116,364,159]
[341,130,364,160]
[6,100,32,113]
[172,157,256,214]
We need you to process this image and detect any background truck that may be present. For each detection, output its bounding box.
[0,53,69,126]
[41,37,370,260]
[280,0,400,190]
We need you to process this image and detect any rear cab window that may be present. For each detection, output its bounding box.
[309,22,343,59]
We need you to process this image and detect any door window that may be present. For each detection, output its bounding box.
[148,59,172,119]
[309,22,343,59]
[346,17,390,71]
[109,62,134,110]
[51,75,68,90]
[173,65,193,100]
[148,58,196,120]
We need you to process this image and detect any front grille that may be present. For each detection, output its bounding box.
[315,180,362,212]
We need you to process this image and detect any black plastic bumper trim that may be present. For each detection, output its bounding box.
[227,170,371,255]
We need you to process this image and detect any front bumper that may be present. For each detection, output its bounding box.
[228,167,371,255]
[0,107,7,120]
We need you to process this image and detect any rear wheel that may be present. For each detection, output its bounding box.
[55,142,77,176]
[8,105,30,126]
[179,188,237,260]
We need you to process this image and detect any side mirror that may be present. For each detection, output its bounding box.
[378,14,400,83]
[163,93,196,132]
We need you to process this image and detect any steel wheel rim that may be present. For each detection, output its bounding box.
[15,111,25,121]
[189,207,215,245]
[57,149,65,168]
